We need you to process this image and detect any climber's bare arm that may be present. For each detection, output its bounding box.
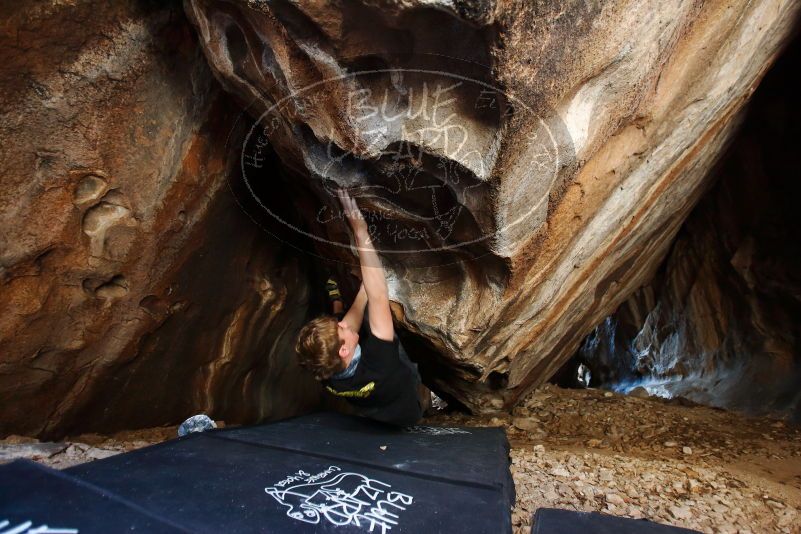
[337,188,394,342]
[341,283,367,332]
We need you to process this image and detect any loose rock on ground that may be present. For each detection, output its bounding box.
[2,386,799,533]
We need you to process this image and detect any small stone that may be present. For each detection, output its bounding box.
[669,505,692,520]
[544,490,559,501]
[682,446,692,455]
[551,466,571,477]
[605,493,625,505]
[765,499,784,510]
[604,392,614,398]
[65,444,88,458]
[777,510,797,528]
[512,417,541,432]
[663,441,678,448]
[177,414,216,437]
[379,445,387,451]
[712,504,728,514]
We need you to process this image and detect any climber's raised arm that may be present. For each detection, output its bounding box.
[341,282,367,332]
[336,188,394,342]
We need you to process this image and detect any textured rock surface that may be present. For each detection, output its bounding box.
[0,1,321,438]
[185,0,801,410]
[578,35,801,420]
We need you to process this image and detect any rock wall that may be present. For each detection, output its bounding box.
[184,0,801,410]
[0,1,322,438]
[578,33,801,420]
[3,0,799,437]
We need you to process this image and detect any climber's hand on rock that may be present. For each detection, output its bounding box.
[337,188,369,239]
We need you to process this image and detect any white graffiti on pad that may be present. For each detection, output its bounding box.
[0,519,78,534]
[265,466,413,533]
[403,425,471,435]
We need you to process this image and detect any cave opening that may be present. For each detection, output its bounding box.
[5,1,801,530]
[564,24,801,422]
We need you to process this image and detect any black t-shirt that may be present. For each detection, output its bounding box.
[323,321,422,427]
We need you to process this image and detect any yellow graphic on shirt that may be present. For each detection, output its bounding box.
[326,381,375,398]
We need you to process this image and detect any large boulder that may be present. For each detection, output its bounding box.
[0,1,321,438]
[184,0,800,410]
[579,36,801,419]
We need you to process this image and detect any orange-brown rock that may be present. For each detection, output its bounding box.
[578,36,801,419]
[184,0,801,410]
[3,0,800,438]
[0,1,321,438]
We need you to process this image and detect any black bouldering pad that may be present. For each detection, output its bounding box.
[62,412,513,533]
[0,459,188,533]
[532,508,702,534]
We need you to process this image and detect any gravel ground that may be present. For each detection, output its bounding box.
[0,425,182,470]
[429,385,801,534]
[2,385,799,533]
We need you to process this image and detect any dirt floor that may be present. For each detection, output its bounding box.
[430,385,801,534]
[2,385,799,533]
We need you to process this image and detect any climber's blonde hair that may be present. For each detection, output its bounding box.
[295,315,343,380]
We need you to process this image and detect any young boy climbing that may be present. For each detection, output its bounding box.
[294,188,424,427]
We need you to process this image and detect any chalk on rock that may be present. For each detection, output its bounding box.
[178,414,216,437]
